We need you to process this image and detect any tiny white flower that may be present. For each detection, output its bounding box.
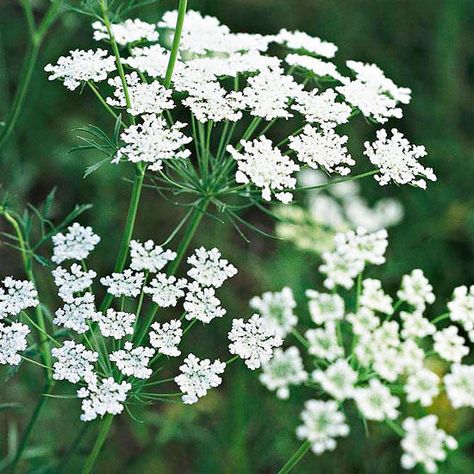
[359,278,393,314]
[312,359,357,400]
[354,379,400,421]
[274,29,338,58]
[52,264,96,302]
[130,239,176,273]
[448,285,474,336]
[400,310,436,339]
[101,270,144,298]
[144,273,188,308]
[92,19,159,45]
[285,54,346,82]
[0,322,30,365]
[91,309,136,340]
[306,322,344,361]
[53,293,100,334]
[0,277,38,319]
[110,342,155,379]
[433,326,469,363]
[149,320,182,357]
[398,269,435,310]
[52,340,98,383]
[187,247,237,288]
[444,364,474,408]
[347,307,380,336]
[52,223,100,264]
[305,290,344,326]
[405,368,440,407]
[184,283,226,324]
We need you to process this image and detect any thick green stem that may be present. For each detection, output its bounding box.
[81,414,114,474]
[276,440,312,474]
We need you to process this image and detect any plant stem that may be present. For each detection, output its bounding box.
[277,440,312,474]
[56,423,91,473]
[81,414,114,474]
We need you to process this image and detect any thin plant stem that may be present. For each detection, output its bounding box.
[81,414,114,474]
[291,328,309,349]
[56,423,91,473]
[276,440,312,474]
[87,82,123,124]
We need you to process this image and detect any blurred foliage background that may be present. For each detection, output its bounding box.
[0,0,473,472]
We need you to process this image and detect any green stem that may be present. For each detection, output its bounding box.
[56,423,91,473]
[277,440,312,474]
[81,414,114,474]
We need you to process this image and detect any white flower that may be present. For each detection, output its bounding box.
[174,353,225,404]
[286,54,346,82]
[405,368,440,407]
[228,314,283,370]
[107,72,174,116]
[444,364,474,408]
[113,115,192,171]
[347,307,380,336]
[130,239,176,273]
[184,283,226,324]
[274,29,338,58]
[101,270,144,298]
[52,223,100,264]
[306,323,344,361]
[77,374,131,422]
[398,269,435,310]
[0,322,30,365]
[45,49,115,91]
[53,293,100,334]
[292,89,352,129]
[227,136,299,203]
[149,320,182,357]
[296,400,349,455]
[400,310,436,339]
[187,247,237,288]
[398,339,425,375]
[91,309,135,340]
[354,379,400,421]
[250,287,297,337]
[319,250,364,290]
[401,415,457,473]
[305,290,344,326]
[448,285,474,337]
[52,264,96,302]
[259,346,307,399]
[359,278,393,314]
[110,342,155,380]
[289,125,354,176]
[124,44,174,78]
[92,19,159,45]
[336,80,402,123]
[433,326,468,363]
[0,278,38,319]
[144,273,187,307]
[52,340,98,383]
[312,359,357,400]
[364,128,436,188]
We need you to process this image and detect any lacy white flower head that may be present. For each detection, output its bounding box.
[52,340,98,383]
[107,72,174,116]
[448,285,474,339]
[359,278,393,314]
[0,277,38,319]
[109,342,155,380]
[305,290,344,325]
[286,54,346,82]
[149,320,182,357]
[174,353,225,404]
[123,44,173,78]
[433,325,469,363]
[250,287,297,338]
[296,400,349,455]
[113,115,192,171]
[319,250,365,290]
[52,264,96,302]
[52,223,100,264]
[347,307,380,336]
[404,368,440,407]
[289,125,354,176]
[129,239,176,273]
[306,322,344,361]
[398,269,435,310]
[227,136,299,203]
[92,19,159,45]
[364,128,436,188]
[228,314,283,370]
[44,49,115,91]
[91,309,136,340]
[187,247,237,288]
[259,346,307,399]
[444,364,474,409]
[274,29,338,58]
[0,322,30,365]
[53,293,100,334]
[77,374,131,422]
[183,283,226,324]
[401,415,458,473]
[100,269,144,298]
[400,310,436,339]
[312,359,357,401]
[353,379,400,421]
[144,273,188,308]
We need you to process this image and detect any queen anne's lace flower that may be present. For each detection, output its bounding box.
[401,416,458,473]
[448,285,474,339]
[45,49,115,91]
[444,364,474,408]
[100,270,144,298]
[274,29,338,58]
[347,307,380,335]
[433,326,468,363]
[130,239,176,273]
[228,314,283,370]
[354,379,400,421]
[296,400,349,455]
[52,223,100,264]
[110,342,155,379]
[0,322,30,365]
[400,310,436,339]
[53,293,100,334]
[364,128,436,188]
[187,247,237,288]
[124,44,174,78]
[184,283,226,324]
[260,346,307,399]
[52,264,96,302]
[0,278,38,319]
[78,374,131,422]
[91,309,136,340]
[286,54,346,82]
[174,353,226,404]
[250,287,297,337]
[113,115,192,171]
[52,340,98,383]
[144,273,187,307]
[359,278,393,314]
[306,290,344,326]
[312,359,357,400]
[92,19,159,45]
[149,320,182,357]
[306,323,344,361]
[227,136,299,203]
[319,250,365,290]
[289,125,354,176]
[398,269,435,310]
[405,368,440,407]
